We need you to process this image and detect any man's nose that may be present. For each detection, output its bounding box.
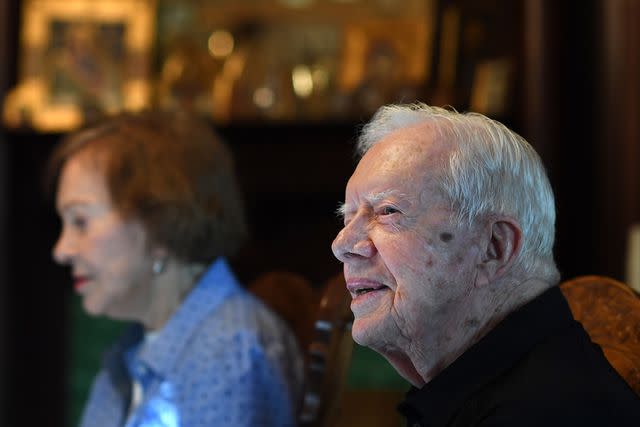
[331,216,376,262]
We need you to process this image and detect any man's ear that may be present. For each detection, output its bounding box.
[475,218,522,287]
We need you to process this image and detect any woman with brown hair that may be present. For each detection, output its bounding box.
[49,111,303,426]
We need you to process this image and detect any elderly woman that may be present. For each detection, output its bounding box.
[49,112,303,427]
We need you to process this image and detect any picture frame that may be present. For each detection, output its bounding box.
[338,12,435,115]
[3,0,155,132]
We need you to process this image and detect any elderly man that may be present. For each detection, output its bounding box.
[332,103,640,426]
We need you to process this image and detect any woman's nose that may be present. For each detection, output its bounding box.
[52,230,74,266]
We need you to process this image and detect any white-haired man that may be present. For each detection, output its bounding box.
[332,103,640,426]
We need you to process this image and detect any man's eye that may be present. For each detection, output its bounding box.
[380,206,400,215]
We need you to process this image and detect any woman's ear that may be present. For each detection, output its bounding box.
[149,246,170,275]
[475,218,522,287]
[150,245,169,260]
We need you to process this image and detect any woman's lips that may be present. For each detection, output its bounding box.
[73,277,90,291]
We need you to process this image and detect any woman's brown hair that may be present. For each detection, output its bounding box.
[47,111,248,264]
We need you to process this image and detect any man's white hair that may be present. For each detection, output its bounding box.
[357,103,559,282]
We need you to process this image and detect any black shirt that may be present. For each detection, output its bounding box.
[397,286,640,427]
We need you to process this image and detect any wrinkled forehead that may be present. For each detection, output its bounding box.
[354,123,451,179]
[345,123,452,204]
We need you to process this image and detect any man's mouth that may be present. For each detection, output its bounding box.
[354,285,388,296]
[346,278,389,298]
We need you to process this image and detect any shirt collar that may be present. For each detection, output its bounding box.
[103,322,145,419]
[398,286,575,427]
[135,257,241,378]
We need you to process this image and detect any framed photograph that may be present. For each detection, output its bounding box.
[338,11,435,116]
[3,0,155,132]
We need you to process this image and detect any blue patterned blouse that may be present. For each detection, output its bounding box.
[79,258,304,427]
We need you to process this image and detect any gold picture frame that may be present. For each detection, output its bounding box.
[3,0,155,132]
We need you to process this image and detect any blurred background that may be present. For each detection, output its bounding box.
[0,0,638,425]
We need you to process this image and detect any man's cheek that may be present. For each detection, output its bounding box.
[386,243,436,276]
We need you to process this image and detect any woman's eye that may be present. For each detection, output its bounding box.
[71,216,87,230]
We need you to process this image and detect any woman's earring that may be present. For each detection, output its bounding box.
[152,259,166,275]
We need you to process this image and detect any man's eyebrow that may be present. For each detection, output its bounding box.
[368,190,407,204]
[336,190,410,219]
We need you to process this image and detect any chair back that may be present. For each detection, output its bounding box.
[560,275,640,395]
[248,270,355,426]
[299,273,354,427]
[248,270,317,354]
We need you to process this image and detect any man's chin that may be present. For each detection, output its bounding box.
[351,317,382,348]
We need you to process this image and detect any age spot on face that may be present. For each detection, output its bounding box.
[464,318,480,328]
[439,232,454,243]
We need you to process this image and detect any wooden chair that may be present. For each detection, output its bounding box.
[560,275,640,395]
[248,271,355,426]
[299,273,354,427]
[248,270,317,354]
